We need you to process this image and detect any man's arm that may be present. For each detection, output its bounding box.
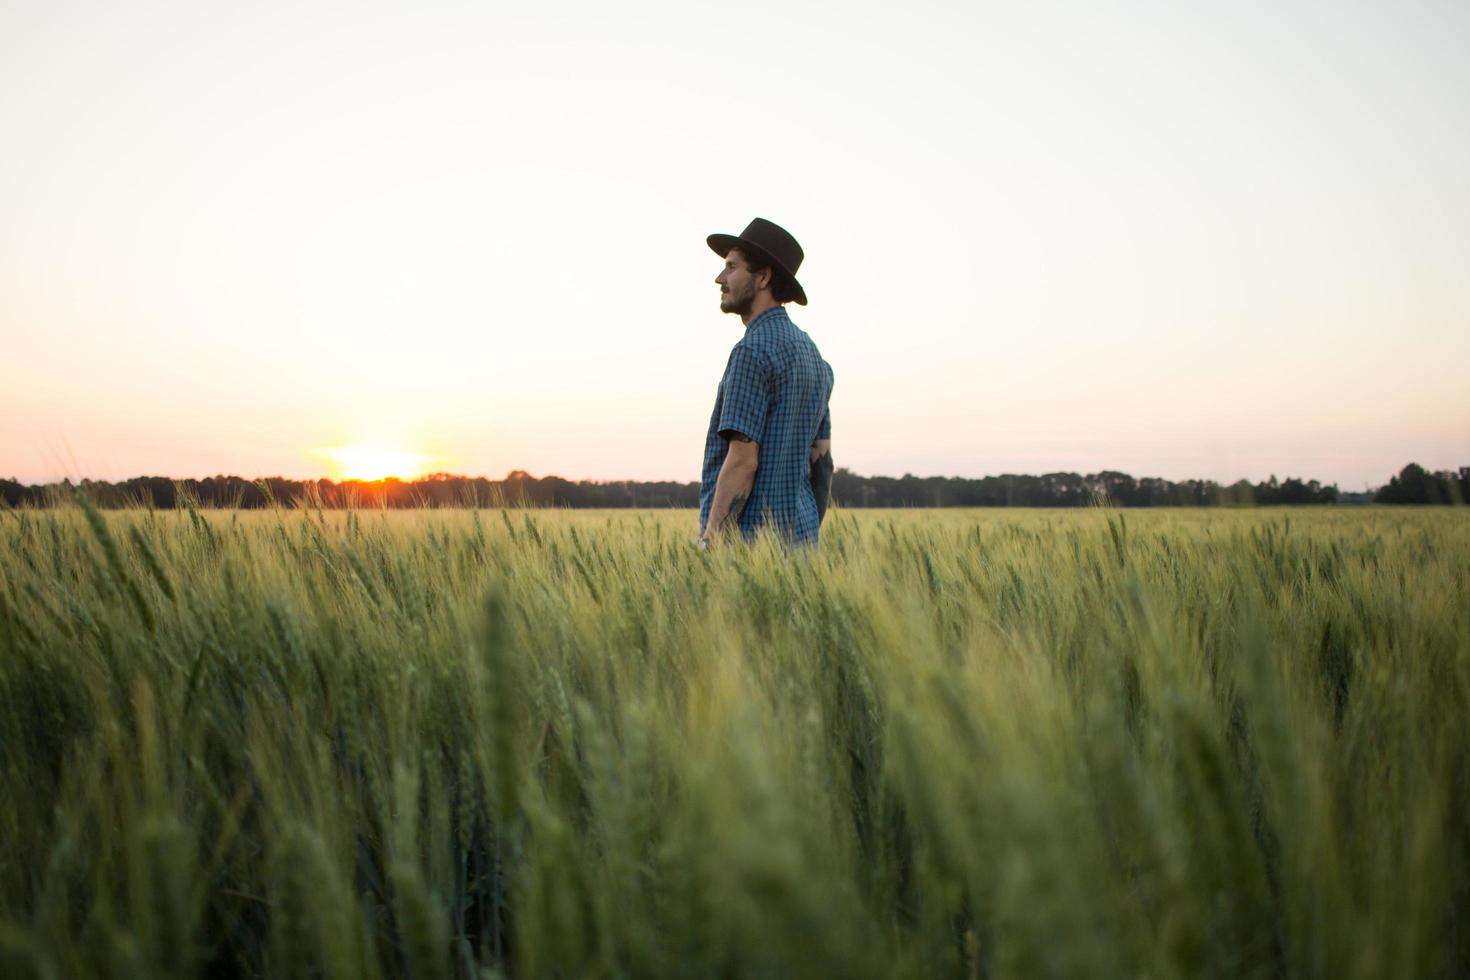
[702,433,760,545]
[809,439,833,524]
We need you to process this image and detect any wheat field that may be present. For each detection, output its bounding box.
[0,503,1466,979]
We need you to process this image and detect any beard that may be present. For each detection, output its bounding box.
[719,278,756,316]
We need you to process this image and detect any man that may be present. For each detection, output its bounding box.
[699,217,834,548]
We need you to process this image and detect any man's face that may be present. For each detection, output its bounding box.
[715,249,765,316]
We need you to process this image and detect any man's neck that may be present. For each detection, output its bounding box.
[741,296,782,326]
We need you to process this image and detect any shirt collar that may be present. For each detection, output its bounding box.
[745,305,788,332]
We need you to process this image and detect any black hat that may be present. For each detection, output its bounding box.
[707,217,807,306]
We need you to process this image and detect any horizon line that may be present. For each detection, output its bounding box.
[8,462,1464,491]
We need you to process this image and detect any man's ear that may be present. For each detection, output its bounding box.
[756,266,772,292]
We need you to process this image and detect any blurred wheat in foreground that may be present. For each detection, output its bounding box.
[0,504,1466,979]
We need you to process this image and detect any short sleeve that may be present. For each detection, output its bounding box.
[816,361,833,439]
[717,345,771,442]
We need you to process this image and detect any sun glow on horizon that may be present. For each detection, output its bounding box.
[311,447,435,482]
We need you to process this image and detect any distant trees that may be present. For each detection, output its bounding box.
[1374,464,1469,504]
[1,463,1463,510]
[829,468,1339,508]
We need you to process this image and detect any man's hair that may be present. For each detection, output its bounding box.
[731,246,801,304]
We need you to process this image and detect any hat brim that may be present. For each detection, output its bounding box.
[707,233,807,305]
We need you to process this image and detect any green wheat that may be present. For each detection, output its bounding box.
[0,505,1466,979]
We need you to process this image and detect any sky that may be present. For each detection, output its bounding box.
[2,0,1467,490]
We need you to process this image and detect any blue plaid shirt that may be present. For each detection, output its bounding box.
[700,306,834,546]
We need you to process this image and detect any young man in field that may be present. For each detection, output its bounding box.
[699,218,835,549]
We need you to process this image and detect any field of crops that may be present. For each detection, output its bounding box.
[1,504,1466,979]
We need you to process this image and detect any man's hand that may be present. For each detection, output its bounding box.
[702,432,759,546]
[809,439,833,524]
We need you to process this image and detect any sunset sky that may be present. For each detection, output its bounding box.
[3,0,1466,490]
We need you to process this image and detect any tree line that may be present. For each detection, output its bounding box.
[3,463,1464,509]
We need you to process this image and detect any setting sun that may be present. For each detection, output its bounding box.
[311,447,433,482]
